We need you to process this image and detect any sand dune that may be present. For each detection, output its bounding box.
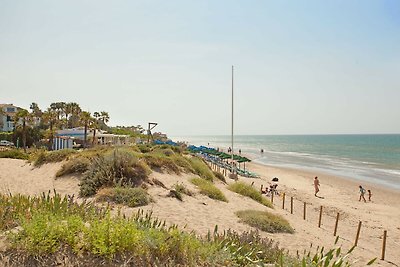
[0,158,399,266]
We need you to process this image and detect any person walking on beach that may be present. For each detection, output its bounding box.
[359,185,367,202]
[314,176,320,197]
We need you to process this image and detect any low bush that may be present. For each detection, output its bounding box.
[228,181,273,208]
[96,187,153,207]
[56,156,90,177]
[235,210,294,234]
[189,157,215,181]
[79,150,151,197]
[33,149,77,167]
[137,144,151,153]
[190,178,228,202]
[0,149,29,160]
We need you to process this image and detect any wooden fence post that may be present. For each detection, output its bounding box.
[290,197,293,214]
[271,192,274,203]
[355,221,362,246]
[381,230,387,260]
[303,202,306,220]
[318,206,323,228]
[333,212,339,236]
[282,193,286,209]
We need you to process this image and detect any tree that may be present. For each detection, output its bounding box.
[67,102,82,128]
[80,111,91,148]
[14,109,31,152]
[29,102,43,129]
[99,111,110,124]
[42,108,58,150]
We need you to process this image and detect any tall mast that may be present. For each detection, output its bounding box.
[231,65,234,173]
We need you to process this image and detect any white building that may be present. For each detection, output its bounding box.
[56,128,130,146]
[0,104,20,132]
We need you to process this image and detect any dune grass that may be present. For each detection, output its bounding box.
[168,183,193,201]
[0,149,29,160]
[228,181,273,208]
[190,178,228,202]
[213,171,226,183]
[96,187,153,207]
[33,149,77,166]
[55,156,90,177]
[236,210,294,234]
[189,157,215,181]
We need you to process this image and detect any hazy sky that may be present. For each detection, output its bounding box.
[1,1,399,135]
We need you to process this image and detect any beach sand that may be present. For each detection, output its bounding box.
[0,158,399,266]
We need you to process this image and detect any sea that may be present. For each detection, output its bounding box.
[171,135,400,190]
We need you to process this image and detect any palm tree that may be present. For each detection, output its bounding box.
[80,111,91,148]
[14,109,31,152]
[99,111,110,124]
[68,102,82,128]
[0,107,4,130]
[29,102,43,128]
[42,108,58,150]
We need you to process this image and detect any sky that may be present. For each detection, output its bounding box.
[1,1,399,135]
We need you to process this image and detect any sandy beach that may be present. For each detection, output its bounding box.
[0,157,399,266]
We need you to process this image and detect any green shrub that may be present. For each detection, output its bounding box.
[0,149,29,160]
[236,210,294,234]
[33,149,77,166]
[96,187,153,207]
[190,178,228,202]
[137,144,152,153]
[228,181,273,208]
[189,157,215,181]
[213,171,226,183]
[215,229,285,265]
[56,156,90,177]
[79,149,151,197]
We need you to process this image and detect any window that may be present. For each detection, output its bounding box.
[6,107,15,112]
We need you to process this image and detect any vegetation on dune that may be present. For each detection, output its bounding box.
[236,210,294,234]
[190,177,228,202]
[142,151,181,174]
[33,149,77,167]
[79,150,151,197]
[168,183,194,201]
[0,192,362,266]
[96,187,153,207]
[188,157,215,181]
[55,156,90,177]
[0,149,29,160]
[213,171,226,183]
[228,181,273,208]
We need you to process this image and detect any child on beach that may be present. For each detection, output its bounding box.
[367,189,372,201]
[359,185,367,202]
[314,176,320,197]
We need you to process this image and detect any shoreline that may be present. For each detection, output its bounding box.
[251,160,400,195]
